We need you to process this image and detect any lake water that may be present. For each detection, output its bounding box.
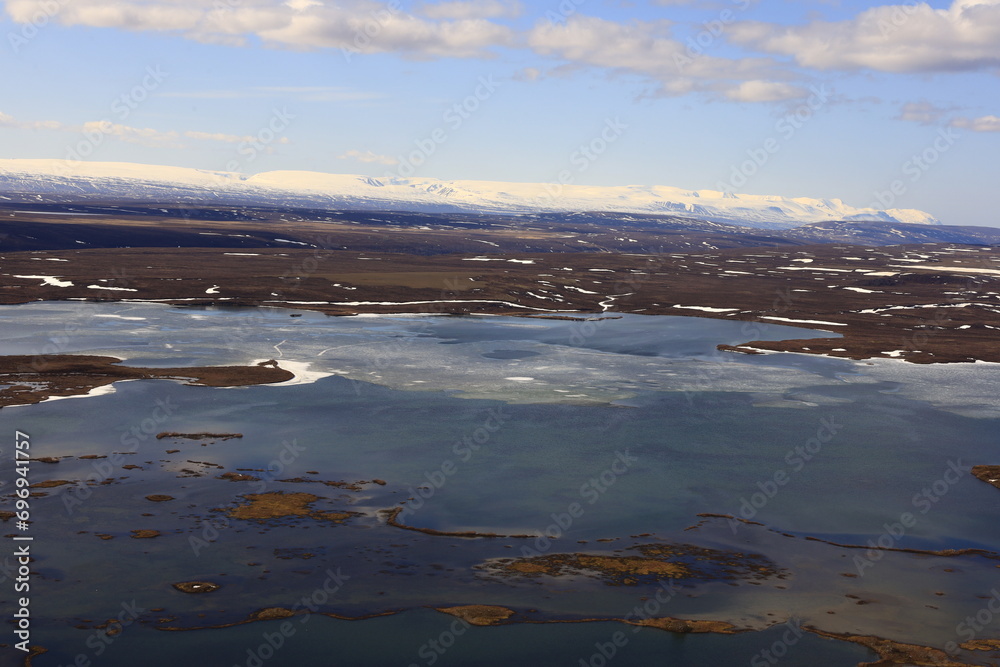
[1,302,998,666]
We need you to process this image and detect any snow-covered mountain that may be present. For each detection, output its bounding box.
[0,159,940,229]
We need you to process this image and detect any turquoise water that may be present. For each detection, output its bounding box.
[1,302,999,666]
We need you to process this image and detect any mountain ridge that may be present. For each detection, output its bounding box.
[0,159,940,230]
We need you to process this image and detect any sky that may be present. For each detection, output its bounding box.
[1,0,998,226]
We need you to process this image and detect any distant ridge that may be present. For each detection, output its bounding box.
[0,159,940,230]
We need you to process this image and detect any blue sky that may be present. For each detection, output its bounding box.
[1,0,998,225]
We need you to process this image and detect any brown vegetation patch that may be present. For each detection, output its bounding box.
[971,466,1000,491]
[249,608,297,621]
[145,494,174,502]
[227,492,319,520]
[172,581,220,594]
[805,628,967,666]
[0,355,293,408]
[218,472,260,482]
[223,491,356,525]
[437,605,515,626]
[157,432,243,441]
[493,543,783,585]
[321,479,364,491]
[30,479,73,488]
[508,561,548,574]
[576,555,688,577]
[630,617,743,634]
[23,645,47,666]
[130,530,160,539]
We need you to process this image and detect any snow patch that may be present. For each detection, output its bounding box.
[251,359,335,387]
[13,274,73,287]
[673,305,739,313]
[761,316,847,327]
[87,285,138,292]
[889,265,1000,276]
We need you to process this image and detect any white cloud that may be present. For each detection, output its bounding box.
[950,114,1000,131]
[417,0,521,20]
[526,15,801,101]
[285,0,322,11]
[0,1,788,101]
[0,111,68,131]
[527,16,678,70]
[337,149,398,165]
[2,0,515,59]
[264,12,515,58]
[725,80,806,102]
[15,0,993,107]
[728,0,1000,73]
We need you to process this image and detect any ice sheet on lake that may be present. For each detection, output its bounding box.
[0,301,996,417]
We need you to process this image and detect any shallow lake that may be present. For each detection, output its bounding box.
[1,302,998,666]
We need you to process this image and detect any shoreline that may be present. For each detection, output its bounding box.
[2,242,998,365]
